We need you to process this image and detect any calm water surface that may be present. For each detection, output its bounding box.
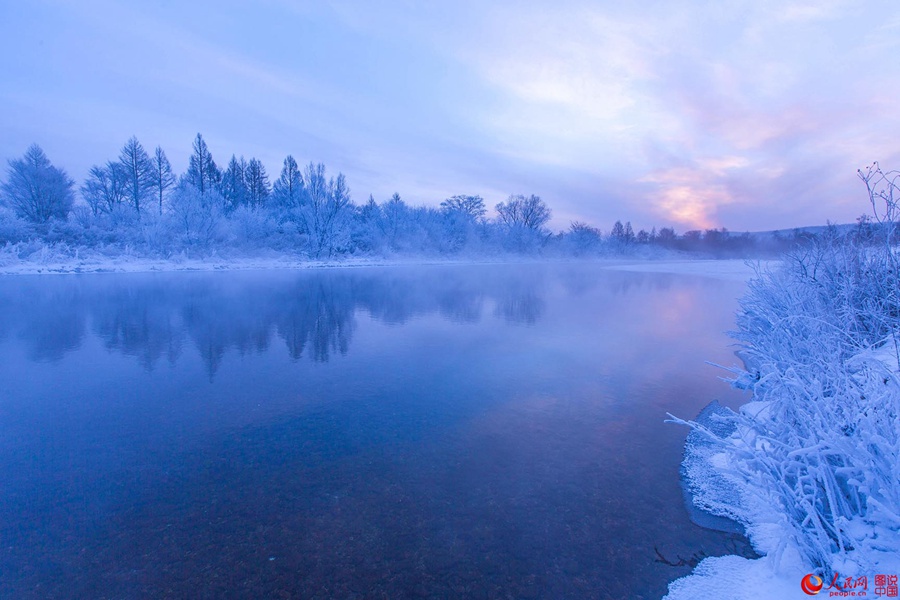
[0,263,752,599]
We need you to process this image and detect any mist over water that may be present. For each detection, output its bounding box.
[0,264,753,598]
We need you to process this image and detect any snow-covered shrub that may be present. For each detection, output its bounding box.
[139,209,174,256]
[673,226,900,574]
[226,205,278,250]
[167,182,226,252]
[0,205,33,243]
[564,222,603,256]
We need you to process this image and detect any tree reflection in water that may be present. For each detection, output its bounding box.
[0,265,560,375]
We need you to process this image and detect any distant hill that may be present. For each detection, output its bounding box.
[726,223,859,241]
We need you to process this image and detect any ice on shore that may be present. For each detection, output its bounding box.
[664,553,800,600]
[668,388,900,599]
[679,400,745,535]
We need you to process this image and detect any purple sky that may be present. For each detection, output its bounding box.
[2,0,900,232]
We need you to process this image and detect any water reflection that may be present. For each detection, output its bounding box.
[0,264,753,599]
[2,266,561,373]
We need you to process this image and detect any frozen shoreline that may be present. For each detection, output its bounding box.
[664,256,900,600]
[0,251,774,279]
[0,253,556,275]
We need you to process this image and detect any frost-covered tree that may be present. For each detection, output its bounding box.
[610,220,625,240]
[380,192,409,251]
[185,133,220,194]
[296,162,353,257]
[118,136,154,215]
[272,155,304,212]
[168,180,224,249]
[656,226,677,246]
[360,194,380,221]
[440,195,486,252]
[150,146,176,215]
[495,194,551,231]
[609,220,635,247]
[440,194,486,222]
[494,194,551,252]
[567,221,602,255]
[350,194,382,253]
[220,155,248,211]
[1,144,74,223]
[245,158,270,207]
[81,161,129,215]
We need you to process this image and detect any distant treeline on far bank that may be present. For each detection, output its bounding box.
[0,134,874,262]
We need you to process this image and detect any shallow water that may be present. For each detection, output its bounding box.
[0,263,753,599]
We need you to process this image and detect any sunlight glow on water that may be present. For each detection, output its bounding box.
[0,264,754,598]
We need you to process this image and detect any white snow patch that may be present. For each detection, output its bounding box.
[605,259,775,281]
[0,250,776,278]
[663,554,801,600]
[0,252,571,275]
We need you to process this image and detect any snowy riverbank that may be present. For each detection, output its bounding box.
[665,245,900,600]
[0,246,771,278]
[0,249,567,275]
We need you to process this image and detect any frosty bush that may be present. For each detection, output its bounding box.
[167,183,226,251]
[673,170,900,574]
[139,209,174,256]
[226,205,279,250]
[0,206,33,244]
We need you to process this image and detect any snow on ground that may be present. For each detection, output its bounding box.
[663,254,900,600]
[0,250,777,278]
[664,535,900,600]
[663,554,802,600]
[0,253,552,275]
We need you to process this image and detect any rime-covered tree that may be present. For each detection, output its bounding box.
[440,194,486,252]
[220,155,248,211]
[118,136,154,214]
[440,194,486,222]
[168,180,223,248]
[360,194,379,221]
[656,227,677,246]
[245,158,270,207]
[185,133,220,194]
[350,193,382,252]
[495,194,551,231]
[609,220,626,243]
[81,161,128,215]
[380,192,408,250]
[272,155,304,211]
[609,220,636,247]
[1,144,74,223]
[150,146,176,215]
[297,162,352,257]
[567,221,602,255]
[493,194,551,252]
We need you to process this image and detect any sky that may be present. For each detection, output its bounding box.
[2,0,900,233]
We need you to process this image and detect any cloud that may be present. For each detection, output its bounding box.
[5,0,900,231]
[640,157,751,228]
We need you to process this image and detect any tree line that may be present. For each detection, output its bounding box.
[0,134,804,259]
